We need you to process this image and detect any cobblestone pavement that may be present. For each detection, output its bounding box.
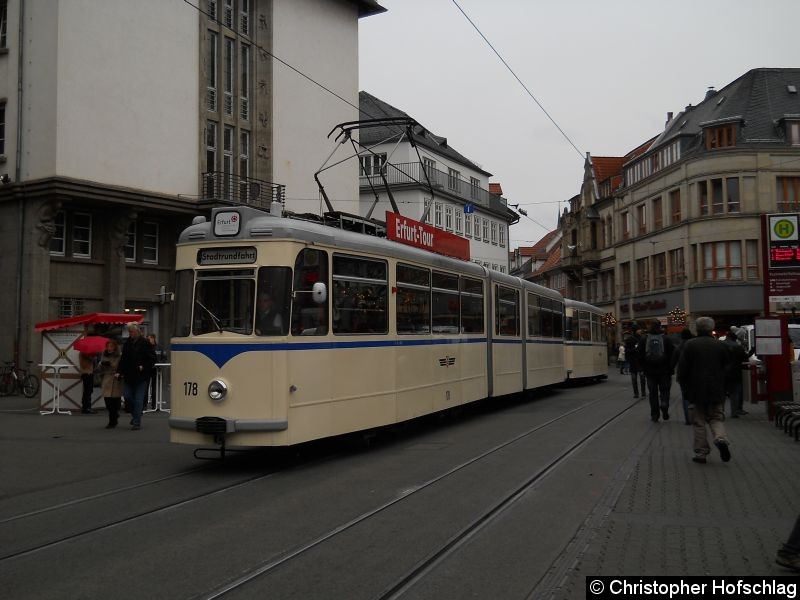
[554,378,800,598]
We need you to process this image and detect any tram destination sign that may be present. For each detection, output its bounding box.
[197,246,257,265]
[386,212,470,261]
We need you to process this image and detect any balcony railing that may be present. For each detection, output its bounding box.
[359,161,508,215]
[201,172,285,210]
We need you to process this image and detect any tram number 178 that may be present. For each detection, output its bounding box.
[183,382,199,396]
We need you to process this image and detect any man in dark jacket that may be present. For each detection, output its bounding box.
[637,321,675,422]
[723,328,748,418]
[117,323,156,430]
[677,316,732,464]
[625,330,646,399]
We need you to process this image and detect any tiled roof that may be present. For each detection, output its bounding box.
[489,183,503,196]
[591,157,626,183]
[517,230,557,259]
[359,92,492,176]
[534,244,562,275]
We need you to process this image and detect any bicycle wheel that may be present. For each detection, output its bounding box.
[0,374,12,396]
[21,374,39,398]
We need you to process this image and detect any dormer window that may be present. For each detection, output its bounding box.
[705,123,736,149]
[787,120,800,146]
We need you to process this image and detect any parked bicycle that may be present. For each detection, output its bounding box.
[0,361,40,398]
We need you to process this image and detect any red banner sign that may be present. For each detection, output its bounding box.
[386,212,470,261]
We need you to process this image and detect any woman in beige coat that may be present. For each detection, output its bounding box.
[97,340,124,428]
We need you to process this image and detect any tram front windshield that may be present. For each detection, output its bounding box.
[190,267,291,336]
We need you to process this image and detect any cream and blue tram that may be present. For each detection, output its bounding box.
[169,205,567,449]
[563,299,608,380]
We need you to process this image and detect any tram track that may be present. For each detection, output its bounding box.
[197,385,632,599]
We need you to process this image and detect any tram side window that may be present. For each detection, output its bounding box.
[174,269,194,338]
[591,313,600,342]
[194,269,255,335]
[432,271,459,334]
[333,255,388,334]
[527,293,541,337]
[578,310,591,341]
[255,267,292,336]
[540,298,554,338]
[565,314,574,341]
[291,249,328,336]
[460,277,484,334]
[553,301,564,338]
[495,285,519,336]
[397,264,431,334]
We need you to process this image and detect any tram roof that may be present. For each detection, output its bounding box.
[180,206,563,301]
[564,299,605,314]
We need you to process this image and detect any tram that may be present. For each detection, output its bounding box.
[563,299,608,380]
[168,205,602,450]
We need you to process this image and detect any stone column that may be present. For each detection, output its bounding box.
[104,210,138,313]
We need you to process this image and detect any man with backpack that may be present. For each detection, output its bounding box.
[637,321,675,422]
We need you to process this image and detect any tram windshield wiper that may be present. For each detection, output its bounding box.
[195,300,223,333]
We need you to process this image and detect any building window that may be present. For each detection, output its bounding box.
[207,0,217,21]
[670,189,681,224]
[124,221,136,262]
[422,157,436,180]
[434,202,442,228]
[621,211,629,240]
[0,102,5,156]
[0,1,8,49]
[72,213,92,258]
[636,204,646,235]
[746,240,759,280]
[422,199,431,224]
[698,181,708,216]
[207,31,217,111]
[726,178,740,212]
[58,298,84,319]
[206,121,217,173]
[240,0,249,34]
[448,168,460,192]
[223,0,233,28]
[445,205,453,231]
[223,37,234,116]
[470,177,480,200]
[711,178,724,214]
[669,247,685,285]
[240,44,250,120]
[705,123,736,149]
[653,253,666,289]
[142,222,159,264]
[499,226,505,248]
[455,209,463,235]
[702,241,742,281]
[778,177,800,212]
[482,217,489,242]
[239,130,250,199]
[652,197,663,230]
[465,213,472,237]
[359,153,386,176]
[490,222,498,245]
[223,125,234,198]
[636,257,649,292]
[49,212,65,256]
[620,262,631,295]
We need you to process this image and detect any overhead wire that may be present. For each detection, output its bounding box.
[450,0,584,161]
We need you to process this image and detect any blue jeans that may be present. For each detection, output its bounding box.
[123,379,149,427]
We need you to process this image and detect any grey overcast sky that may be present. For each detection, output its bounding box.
[358,0,800,249]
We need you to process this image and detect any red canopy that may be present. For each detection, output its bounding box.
[35,312,144,332]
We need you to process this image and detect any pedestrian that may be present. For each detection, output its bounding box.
[96,339,123,428]
[116,323,156,430]
[670,327,695,425]
[723,328,748,418]
[78,351,96,414]
[146,333,167,410]
[254,292,284,335]
[637,321,675,422]
[625,329,646,399]
[677,316,732,464]
[617,343,627,374]
[776,515,800,572]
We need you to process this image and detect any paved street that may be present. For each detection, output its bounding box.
[1,372,798,599]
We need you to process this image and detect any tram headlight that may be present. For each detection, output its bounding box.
[208,379,228,402]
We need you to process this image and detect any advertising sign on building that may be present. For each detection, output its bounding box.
[386,212,470,261]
